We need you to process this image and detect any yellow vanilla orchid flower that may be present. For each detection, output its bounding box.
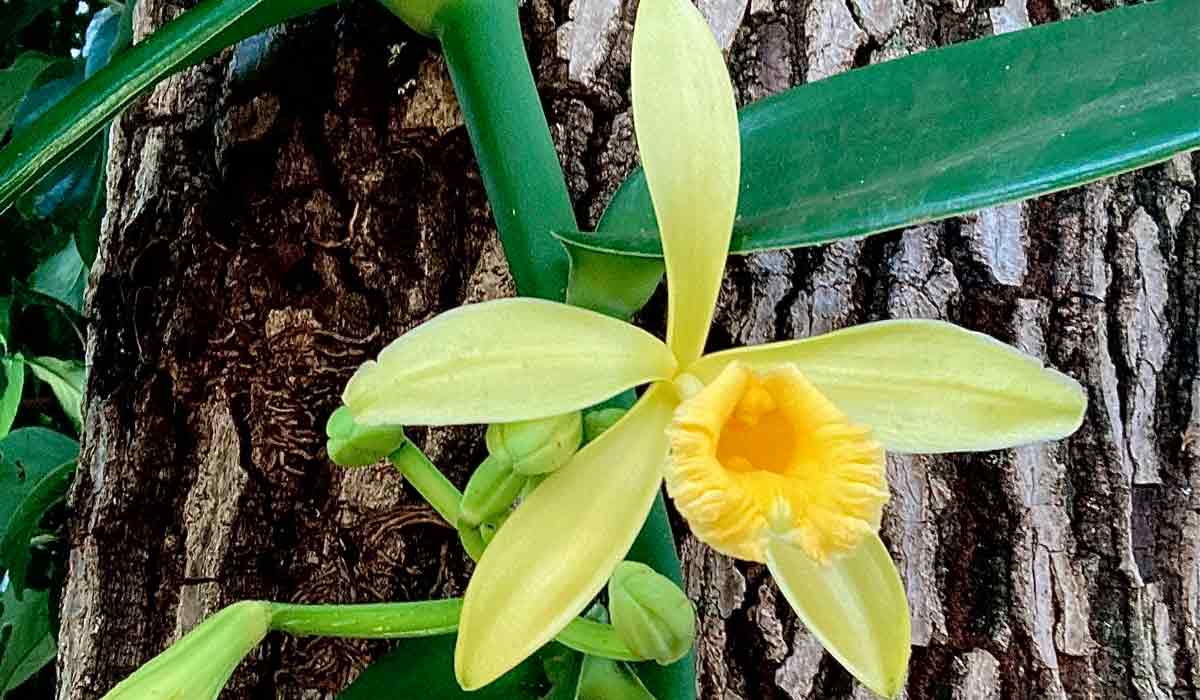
[340,0,1086,695]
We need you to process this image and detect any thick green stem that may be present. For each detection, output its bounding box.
[389,441,462,526]
[434,0,575,300]
[268,599,639,662]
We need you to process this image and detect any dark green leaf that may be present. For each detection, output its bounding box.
[626,494,695,700]
[0,459,75,599]
[583,0,1199,262]
[0,0,336,214]
[0,587,55,696]
[24,356,82,431]
[0,428,79,550]
[339,634,552,700]
[0,53,53,138]
[578,656,655,700]
[0,298,9,347]
[12,63,105,226]
[0,0,63,44]
[26,241,85,314]
[0,356,24,440]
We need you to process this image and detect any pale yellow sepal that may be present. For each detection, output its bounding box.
[767,534,911,698]
[344,299,676,426]
[632,0,740,367]
[100,601,271,700]
[455,386,678,689]
[686,319,1086,454]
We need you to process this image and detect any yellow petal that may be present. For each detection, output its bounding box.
[686,320,1086,453]
[767,534,911,698]
[632,0,739,367]
[455,386,677,689]
[344,298,675,426]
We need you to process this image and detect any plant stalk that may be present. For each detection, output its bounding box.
[434,0,575,300]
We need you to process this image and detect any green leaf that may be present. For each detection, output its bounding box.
[0,428,79,546]
[0,53,54,138]
[577,656,656,700]
[24,357,83,430]
[0,0,63,45]
[0,0,336,214]
[0,587,55,696]
[579,0,1198,262]
[0,459,75,599]
[27,240,85,314]
[339,635,553,700]
[0,355,25,440]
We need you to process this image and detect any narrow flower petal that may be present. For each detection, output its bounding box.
[455,386,677,689]
[632,0,740,367]
[686,320,1086,453]
[344,298,676,426]
[767,534,911,698]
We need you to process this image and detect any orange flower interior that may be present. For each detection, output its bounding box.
[665,362,889,564]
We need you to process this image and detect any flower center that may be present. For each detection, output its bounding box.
[664,361,889,564]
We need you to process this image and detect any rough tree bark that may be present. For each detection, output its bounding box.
[57,0,1198,698]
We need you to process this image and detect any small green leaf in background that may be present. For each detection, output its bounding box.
[0,459,76,599]
[0,53,53,138]
[339,635,553,700]
[0,0,337,215]
[24,357,83,430]
[0,0,65,44]
[0,428,79,551]
[0,587,56,696]
[0,356,25,439]
[26,241,86,314]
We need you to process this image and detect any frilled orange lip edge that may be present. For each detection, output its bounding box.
[664,361,890,564]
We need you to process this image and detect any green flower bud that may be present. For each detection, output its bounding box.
[486,412,582,475]
[607,562,696,666]
[325,406,407,467]
[460,455,527,527]
[101,601,270,700]
[583,408,628,444]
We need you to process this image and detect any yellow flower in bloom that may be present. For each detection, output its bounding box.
[666,361,888,565]
[339,0,1086,695]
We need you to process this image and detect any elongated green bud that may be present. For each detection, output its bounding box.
[460,455,527,527]
[100,601,270,700]
[583,408,627,444]
[486,412,582,475]
[607,562,696,666]
[326,406,407,467]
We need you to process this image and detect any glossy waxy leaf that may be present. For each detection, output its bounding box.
[0,587,55,696]
[0,356,24,440]
[0,53,53,138]
[575,0,1198,262]
[0,459,75,598]
[0,0,336,213]
[339,635,555,700]
[27,241,85,314]
[0,428,79,559]
[25,356,84,429]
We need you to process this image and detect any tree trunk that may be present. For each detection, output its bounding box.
[57,0,1198,698]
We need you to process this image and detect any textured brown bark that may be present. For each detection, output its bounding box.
[57,0,1198,698]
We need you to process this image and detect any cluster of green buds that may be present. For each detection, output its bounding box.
[459,412,583,553]
[325,406,408,466]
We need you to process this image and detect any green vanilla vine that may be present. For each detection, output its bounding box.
[268,599,640,661]
[396,0,576,300]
